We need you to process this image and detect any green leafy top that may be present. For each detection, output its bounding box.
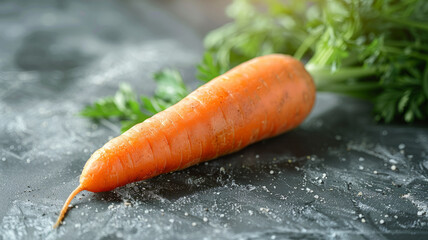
[80,69,188,132]
[81,0,428,131]
[200,0,428,123]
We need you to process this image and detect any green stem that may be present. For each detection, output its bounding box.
[382,46,428,61]
[382,15,428,31]
[317,81,381,93]
[307,65,381,87]
[384,0,418,16]
[386,40,428,52]
[316,81,382,100]
[309,47,335,67]
[293,28,322,60]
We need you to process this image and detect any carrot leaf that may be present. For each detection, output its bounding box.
[82,0,428,128]
[196,51,226,82]
[79,97,122,118]
[197,0,428,123]
[80,69,188,133]
[153,68,189,105]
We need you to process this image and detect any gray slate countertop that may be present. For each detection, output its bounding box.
[1,1,427,239]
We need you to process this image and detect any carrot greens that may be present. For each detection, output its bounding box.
[81,0,428,130]
[203,0,428,123]
[81,69,188,132]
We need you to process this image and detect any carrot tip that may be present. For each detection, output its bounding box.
[53,185,84,229]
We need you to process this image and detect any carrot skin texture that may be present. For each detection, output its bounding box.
[55,54,315,228]
[79,54,315,193]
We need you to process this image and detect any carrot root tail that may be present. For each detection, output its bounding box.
[53,185,84,229]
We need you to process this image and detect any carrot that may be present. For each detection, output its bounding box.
[53,54,315,228]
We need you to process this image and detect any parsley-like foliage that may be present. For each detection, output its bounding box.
[82,0,428,130]
[201,0,428,123]
[81,69,188,132]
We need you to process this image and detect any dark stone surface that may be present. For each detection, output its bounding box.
[1,1,427,239]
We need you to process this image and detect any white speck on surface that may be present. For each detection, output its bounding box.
[373,170,378,174]
[269,170,274,175]
[203,217,208,222]
[184,212,188,216]
[359,165,364,170]
[192,222,197,226]
[398,144,405,150]
[248,210,253,216]
[260,207,269,213]
[389,159,398,164]
[262,186,270,193]
[361,218,366,223]
[391,165,397,171]
[255,154,259,159]
[314,195,319,199]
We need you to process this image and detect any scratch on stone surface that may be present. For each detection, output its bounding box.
[402,193,428,217]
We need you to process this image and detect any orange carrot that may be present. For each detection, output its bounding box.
[53,54,315,228]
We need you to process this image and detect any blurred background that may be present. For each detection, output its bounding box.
[151,0,231,36]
